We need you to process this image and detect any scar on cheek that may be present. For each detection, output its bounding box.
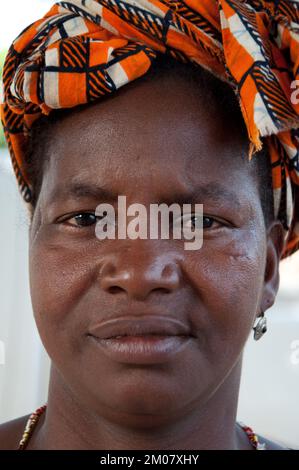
[227,250,258,262]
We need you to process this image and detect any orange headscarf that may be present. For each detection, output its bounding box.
[1,0,299,258]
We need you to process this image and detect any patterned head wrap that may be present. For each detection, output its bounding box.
[0,1,299,258]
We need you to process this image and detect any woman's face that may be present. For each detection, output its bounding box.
[29,70,283,427]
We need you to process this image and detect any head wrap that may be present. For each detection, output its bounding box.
[1,0,299,258]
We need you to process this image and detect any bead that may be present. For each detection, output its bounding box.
[18,404,47,450]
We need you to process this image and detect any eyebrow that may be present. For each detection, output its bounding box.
[48,181,119,205]
[164,183,242,210]
[48,180,242,210]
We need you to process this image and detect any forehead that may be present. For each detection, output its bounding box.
[40,70,259,202]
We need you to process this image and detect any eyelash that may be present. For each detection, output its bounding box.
[58,212,226,230]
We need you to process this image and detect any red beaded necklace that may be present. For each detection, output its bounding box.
[18,405,266,450]
[18,405,47,450]
[238,422,266,450]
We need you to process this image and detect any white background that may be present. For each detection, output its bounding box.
[0,0,53,49]
[0,0,299,450]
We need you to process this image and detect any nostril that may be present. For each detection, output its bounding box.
[108,286,124,294]
[152,287,172,295]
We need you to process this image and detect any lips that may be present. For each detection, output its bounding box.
[88,315,193,340]
[87,315,194,365]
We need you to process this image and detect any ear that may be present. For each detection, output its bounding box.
[260,220,285,313]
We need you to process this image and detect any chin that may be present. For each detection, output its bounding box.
[85,371,194,427]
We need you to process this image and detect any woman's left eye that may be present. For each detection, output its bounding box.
[197,215,220,229]
[177,214,223,230]
[62,212,98,227]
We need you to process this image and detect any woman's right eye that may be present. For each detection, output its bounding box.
[61,212,100,227]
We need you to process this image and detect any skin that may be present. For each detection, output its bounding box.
[0,67,285,450]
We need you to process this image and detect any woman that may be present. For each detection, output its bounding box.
[0,0,298,450]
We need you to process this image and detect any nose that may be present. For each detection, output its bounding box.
[98,245,181,301]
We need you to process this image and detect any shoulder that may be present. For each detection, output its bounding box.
[0,414,30,450]
[256,433,291,450]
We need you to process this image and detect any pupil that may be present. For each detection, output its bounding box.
[191,216,212,228]
[202,216,212,228]
[75,214,96,226]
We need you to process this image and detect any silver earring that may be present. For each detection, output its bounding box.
[253,312,267,340]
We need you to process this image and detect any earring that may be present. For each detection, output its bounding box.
[253,312,267,340]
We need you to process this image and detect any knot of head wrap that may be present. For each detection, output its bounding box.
[1,0,299,258]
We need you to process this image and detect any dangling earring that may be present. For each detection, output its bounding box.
[253,312,267,340]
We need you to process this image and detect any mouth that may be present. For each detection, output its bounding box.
[102,333,190,339]
[87,315,194,365]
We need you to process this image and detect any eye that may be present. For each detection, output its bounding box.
[202,216,220,229]
[175,213,223,230]
[60,212,101,227]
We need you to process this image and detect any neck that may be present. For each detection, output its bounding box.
[29,357,249,450]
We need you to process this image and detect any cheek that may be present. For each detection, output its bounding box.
[184,229,266,359]
[29,229,94,352]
